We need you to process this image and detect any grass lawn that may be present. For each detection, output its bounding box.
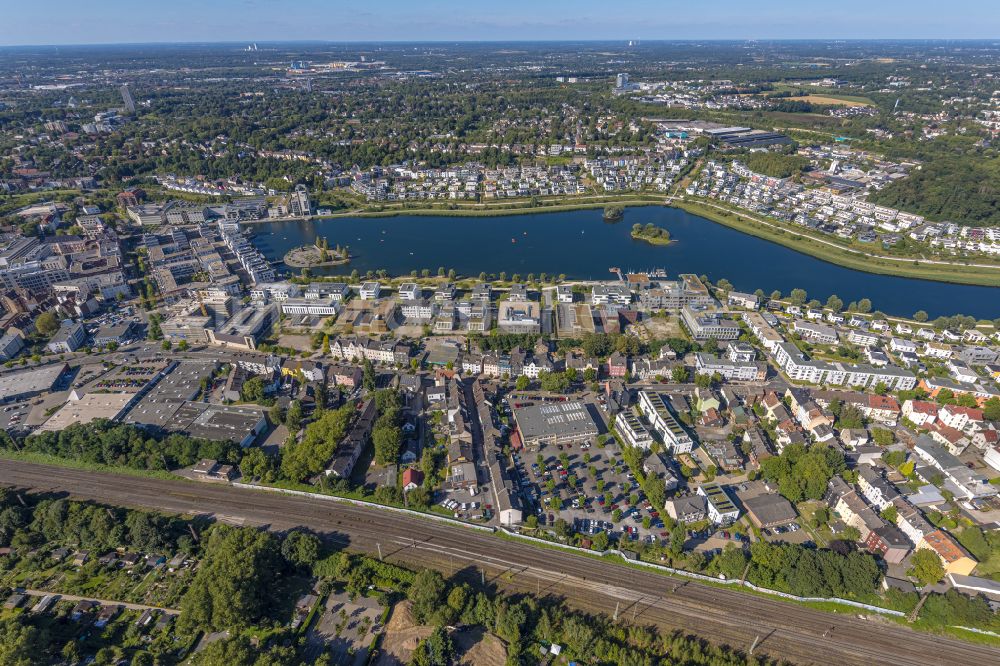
[972,549,1000,582]
[796,501,835,546]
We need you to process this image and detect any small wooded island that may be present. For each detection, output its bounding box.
[284,237,351,268]
[630,222,672,245]
[603,204,624,221]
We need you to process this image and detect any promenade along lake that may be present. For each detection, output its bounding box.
[251,207,1000,320]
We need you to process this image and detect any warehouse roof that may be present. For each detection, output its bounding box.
[39,392,136,432]
[743,493,798,527]
[513,401,600,442]
[0,363,66,400]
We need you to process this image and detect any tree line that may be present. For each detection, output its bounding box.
[14,420,242,472]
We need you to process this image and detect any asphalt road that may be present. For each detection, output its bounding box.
[3,459,998,666]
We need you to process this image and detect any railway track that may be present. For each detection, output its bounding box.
[2,459,997,666]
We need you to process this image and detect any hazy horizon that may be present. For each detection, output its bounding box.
[3,0,998,47]
[2,38,1000,49]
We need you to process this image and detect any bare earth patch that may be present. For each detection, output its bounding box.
[454,626,508,666]
[374,600,434,666]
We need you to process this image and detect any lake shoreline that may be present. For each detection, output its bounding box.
[250,208,1000,319]
[251,198,1000,288]
[672,198,1000,288]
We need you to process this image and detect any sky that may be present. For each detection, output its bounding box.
[2,0,999,46]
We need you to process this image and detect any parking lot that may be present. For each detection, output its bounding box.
[439,490,485,521]
[305,591,382,665]
[0,401,32,434]
[513,437,669,546]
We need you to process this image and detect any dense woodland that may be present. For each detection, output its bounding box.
[868,157,1000,226]
[743,151,811,179]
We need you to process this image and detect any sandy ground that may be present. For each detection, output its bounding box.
[277,333,317,353]
[374,601,434,666]
[454,626,507,666]
[633,316,683,341]
[373,601,506,666]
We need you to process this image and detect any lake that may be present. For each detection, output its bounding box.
[250,207,1000,320]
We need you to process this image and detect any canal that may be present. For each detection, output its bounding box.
[250,207,1000,320]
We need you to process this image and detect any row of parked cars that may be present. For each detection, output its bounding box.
[763,523,800,536]
[441,499,480,511]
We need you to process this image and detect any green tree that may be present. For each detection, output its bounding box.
[0,617,38,666]
[420,447,440,484]
[281,529,320,569]
[285,400,303,432]
[179,525,284,632]
[373,424,402,465]
[515,375,530,391]
[759,443,845,503]
[408,569,447,624]
[239,447,277,483]
[362,357,376,391]
[411,626,454,666]
[671,365,688,383]
[981,397,1000,422]
[280,404,353,481]
[240,376,266,403]
[538,370,571,393]
[909,548,945,586]
[871,428,894,446]
[841,525,861,542]
[715,545,749,580]
[35,311,59,337]
[669,524,686,556]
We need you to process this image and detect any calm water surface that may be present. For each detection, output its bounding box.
[250,207,1000,320]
